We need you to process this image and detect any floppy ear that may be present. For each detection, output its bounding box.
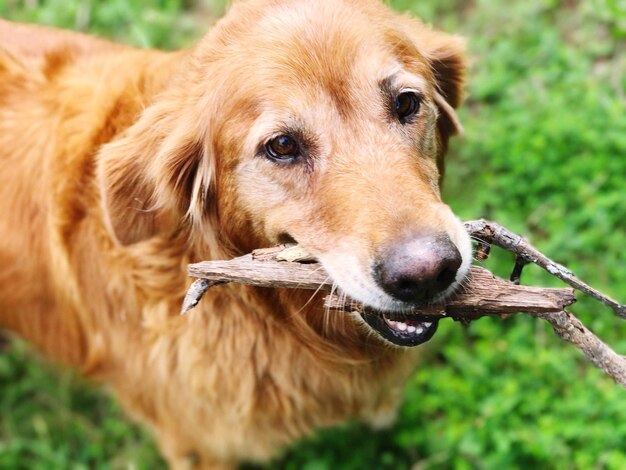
[424,32,465,181]
[393,18,466,179]
[423,32,466,138]
[390,15,466,139]
[96,97,210,246]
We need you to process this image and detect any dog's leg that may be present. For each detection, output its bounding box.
[156,431,236,470]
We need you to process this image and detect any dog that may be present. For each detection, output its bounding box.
[0,0,472,467]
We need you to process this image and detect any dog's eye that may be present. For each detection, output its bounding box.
[265,135,299,162]
[395,92,421,123]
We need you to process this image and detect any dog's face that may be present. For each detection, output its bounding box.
[99,0,472,347]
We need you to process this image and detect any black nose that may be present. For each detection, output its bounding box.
[374,234,463,303]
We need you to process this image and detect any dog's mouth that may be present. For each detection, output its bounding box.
[361,310,439,347]
[288,229,471,348]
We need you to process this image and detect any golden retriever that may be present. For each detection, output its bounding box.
[0,0,472,467]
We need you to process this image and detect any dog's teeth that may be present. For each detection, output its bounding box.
[384,317,427,335]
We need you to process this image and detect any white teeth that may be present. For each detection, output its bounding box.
[384,317,428,335]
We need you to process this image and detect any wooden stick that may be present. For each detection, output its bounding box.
[187,253,329,292]
[465,219,626,318]
[324,266,575,320]
[536,310,626,387]
[182,223,626,386]
[183,248,575,319]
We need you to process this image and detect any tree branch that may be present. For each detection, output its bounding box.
[465,219,626,318]
[536,310,626,386]
[182,222,626,386]
[324,266,575,321]
[185,259,575,319]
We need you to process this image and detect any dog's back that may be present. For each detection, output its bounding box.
[0,20,176,362]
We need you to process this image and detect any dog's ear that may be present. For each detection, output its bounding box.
[391,16,466,133]
[422,31,465,180]
[391,17,466,179]
[421,31,466,138]
[97,97,210,246]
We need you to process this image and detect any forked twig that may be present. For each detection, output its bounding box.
[182,221,626,386]
[465,219,626,318]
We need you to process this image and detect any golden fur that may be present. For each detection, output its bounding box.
[0,1,470,467]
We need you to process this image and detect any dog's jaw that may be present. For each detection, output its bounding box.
[313,215,472,347]
[316,216,472,313]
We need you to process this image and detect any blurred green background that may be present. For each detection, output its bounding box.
[0,0,625,468]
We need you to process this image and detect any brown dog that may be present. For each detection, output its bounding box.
[0,0,472,467]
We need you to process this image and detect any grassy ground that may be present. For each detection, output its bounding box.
[1,0,625,468]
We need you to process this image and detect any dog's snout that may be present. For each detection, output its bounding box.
[374,234,463,303]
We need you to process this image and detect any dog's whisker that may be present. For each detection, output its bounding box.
[323,280,339,333]
[295,276,332,316]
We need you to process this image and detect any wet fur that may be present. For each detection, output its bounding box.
[0,1,469,468]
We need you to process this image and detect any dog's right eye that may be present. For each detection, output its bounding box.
[395,91,421,124]
[265,135,299,162]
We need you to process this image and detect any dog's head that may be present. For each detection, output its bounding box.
[98,0,472,347]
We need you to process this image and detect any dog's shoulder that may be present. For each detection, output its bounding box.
[0,18,128,98]
[0,19,121,65]
[0,19,183,136]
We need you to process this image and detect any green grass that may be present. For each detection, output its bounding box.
[0,339,165,470]
[0,0,211,48]
[1,0,625,468]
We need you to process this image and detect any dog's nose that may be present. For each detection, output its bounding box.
[374,234,463,303]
